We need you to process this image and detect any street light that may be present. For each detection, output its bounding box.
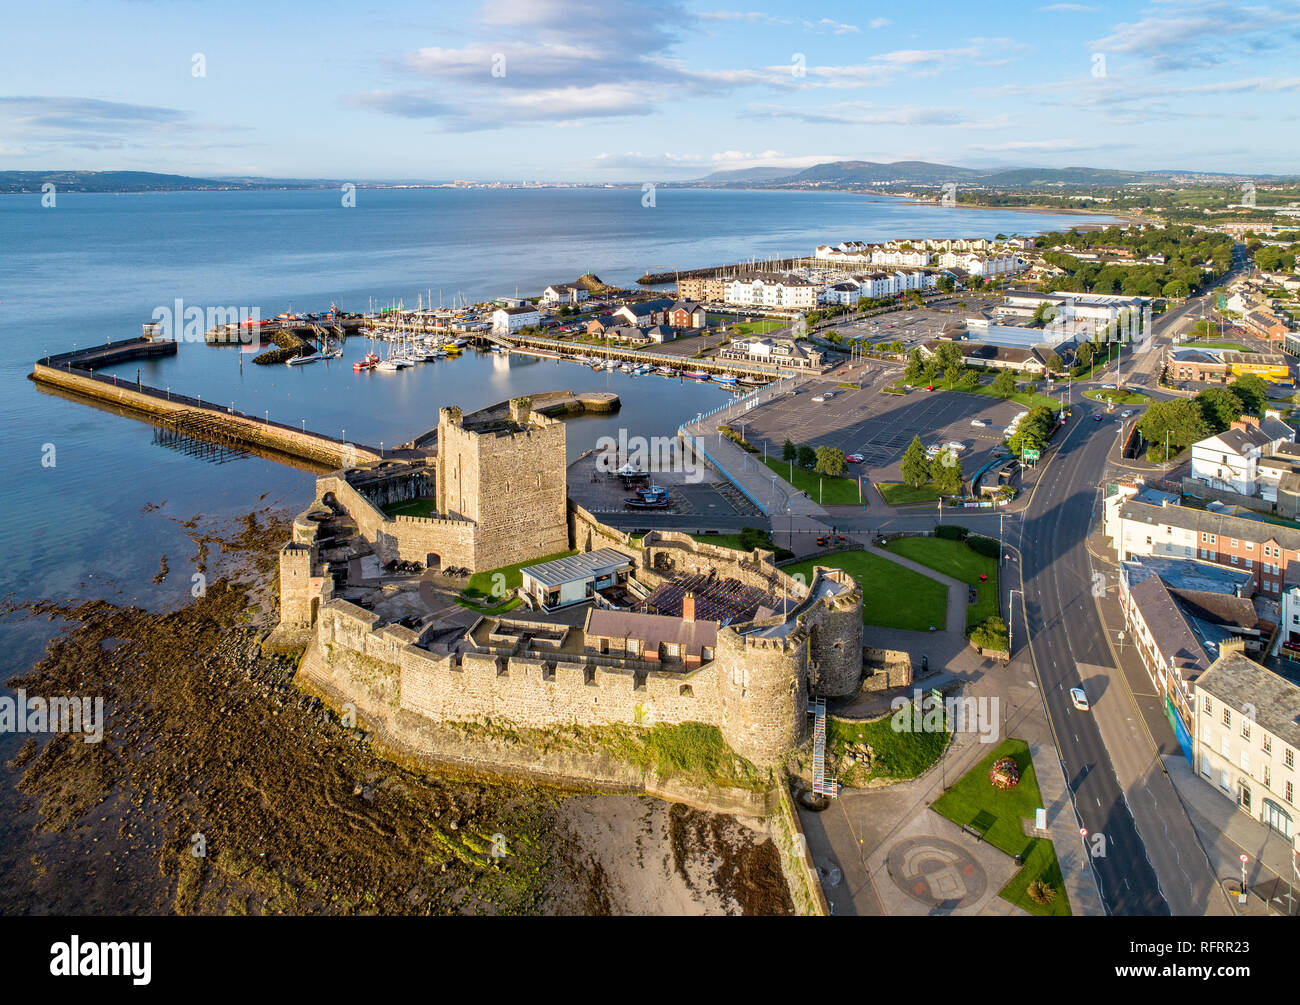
[1240,853,1250,904]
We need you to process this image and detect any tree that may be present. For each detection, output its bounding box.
[797,444,816,469]
[1229,374,1268,415]
[992,369,1018,398]
[814,446,847,477]
[1007,406,1057,455]
[904,348,925,382]
[1076,341,1094,371]
[931,449,963,493]
[938,274,955,293]
[782,439,796,462]
[1046,351,1064,374]
[900,435,931,488]
[1137,398,1210,461]
[935,342,963,372]
[1194,386,1245,431]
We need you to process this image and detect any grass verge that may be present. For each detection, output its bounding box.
[763,457,864,505]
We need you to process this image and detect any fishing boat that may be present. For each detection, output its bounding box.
[624,495,670,510]
[655,366,675,376]
[712,374,738,386]
[353,352,379,372]
[682,370,711,381]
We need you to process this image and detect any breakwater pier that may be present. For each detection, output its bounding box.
[31,339,385,471]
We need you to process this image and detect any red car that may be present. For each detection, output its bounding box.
[925,385,935,392]
[846,453,864,464]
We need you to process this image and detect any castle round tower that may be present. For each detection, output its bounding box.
[804,569,864,698]
[715,627,807,764]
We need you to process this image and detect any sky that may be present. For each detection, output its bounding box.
[2,0,1299,181]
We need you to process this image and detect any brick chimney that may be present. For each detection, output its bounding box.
[1232,416,1260,432]
[682,592,695,623]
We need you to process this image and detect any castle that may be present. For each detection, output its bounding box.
[275,397,865,765]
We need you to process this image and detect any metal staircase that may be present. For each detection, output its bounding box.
[809,697,837,798]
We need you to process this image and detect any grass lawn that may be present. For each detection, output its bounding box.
[828,714,949,783]
[459,549,577,607]
[884,536,998,628]
[1084,388,1153,405]
[968,382,1062,411]
[724,319,784,335]
[932,738,1071,916]
[1181,340,1251,352]
[876,481,944,506]
[784,551,947,632]
[763,457,864,505]
[381,497,439,519]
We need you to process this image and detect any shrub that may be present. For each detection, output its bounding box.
[934,524,969,541]
[1027,879,1057,906]
[970,616,1009,652]
[966,534,1000,559]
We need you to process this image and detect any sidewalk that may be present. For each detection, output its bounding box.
[1090,588,1238,915]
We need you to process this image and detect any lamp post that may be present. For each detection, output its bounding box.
[1240,853,1250,904]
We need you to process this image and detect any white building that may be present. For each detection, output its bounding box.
[492,305,541,334]
[723,272,817,309]
[1190,417,1295,498]
[541,284,588,306]
[1193,651,1299,840]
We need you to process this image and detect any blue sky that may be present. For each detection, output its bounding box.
[2,0,1298,180]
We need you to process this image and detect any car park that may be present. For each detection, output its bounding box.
[811,395,826,403]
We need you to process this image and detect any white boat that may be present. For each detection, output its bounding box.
[376,359,400,371]
[286,350,322,366]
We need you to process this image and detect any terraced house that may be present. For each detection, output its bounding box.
[1104,484,1300,598]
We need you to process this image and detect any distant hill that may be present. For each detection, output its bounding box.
[0,170,275,194]
[684,160,1296,189]
[692,165,799,184]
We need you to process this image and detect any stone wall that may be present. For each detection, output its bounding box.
[315,596,816,763]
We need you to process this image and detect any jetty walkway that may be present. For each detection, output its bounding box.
[31,338,384,471]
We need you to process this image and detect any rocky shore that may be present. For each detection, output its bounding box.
[1,508,790,915]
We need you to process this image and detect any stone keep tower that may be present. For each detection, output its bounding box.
[434,403,569,571]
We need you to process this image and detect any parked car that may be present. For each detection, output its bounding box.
[925,385,935,392]
[1069,687,1090,712]
[970,419,986,427]
[1093,414,1104,422]
[847,453,864,463]
[811,395,825,403]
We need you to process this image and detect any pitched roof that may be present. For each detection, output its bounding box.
[1195,651,1300,749]
[1126,575,1213,683]
[521,548,633,588]
[584,608,719,658]
[1118,498,1300,550]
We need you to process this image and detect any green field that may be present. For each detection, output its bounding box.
[712,317,784,335]
[876,481,944,506]
[932,738,1071,916]
[763,457,864,505]
[784,551,947,632]
[828,714,949,783]
[457,549,577,613]
[884,536,998,628]
[381,497,439,519]
[968,382,1062,411]
[1180,341,1251,352]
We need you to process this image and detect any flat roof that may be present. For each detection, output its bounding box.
[520,548,633,588]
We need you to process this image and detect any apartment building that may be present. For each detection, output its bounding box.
[723,272,817,309]
[1193,651,1300,840]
